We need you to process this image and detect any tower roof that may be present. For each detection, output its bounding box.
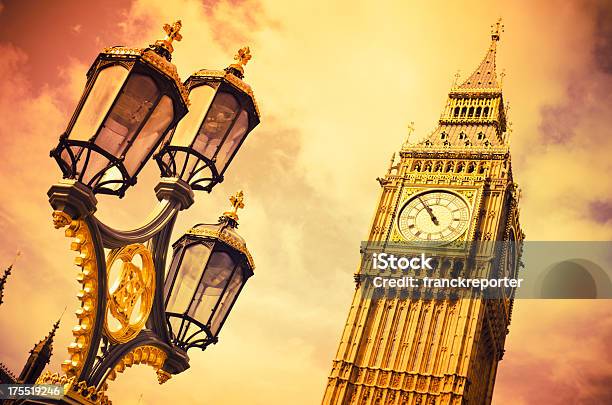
[456,18,504,92]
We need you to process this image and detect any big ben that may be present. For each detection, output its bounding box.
[323,20,524,405]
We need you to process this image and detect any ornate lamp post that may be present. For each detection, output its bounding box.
[37,21,261,404]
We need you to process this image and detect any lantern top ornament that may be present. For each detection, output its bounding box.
[100,20,189,104]
[226,46,251,78]
[155,20,183,56]
[223,190,245,222]
[183,190,254,269]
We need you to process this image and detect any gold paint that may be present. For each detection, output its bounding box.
[155,20,183,54]
[36,371,111,405]
[103,244,155,344]
[105,346,169,386]
[228,46,252,76]
[187,226,255,269]
[102,46,190,106]
[156,368,172,385]
[223,190,245,222]
[191,69,260,117]
[52,211,98,379]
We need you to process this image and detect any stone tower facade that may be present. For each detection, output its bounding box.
[323,21,524,405]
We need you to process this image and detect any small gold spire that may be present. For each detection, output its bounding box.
[491,18,504,41]
[223,190,245,222]
[155,20,183,55]
[228,46,252,77]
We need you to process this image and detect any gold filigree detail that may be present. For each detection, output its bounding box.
[191,69,260,117]
[187,226,255,269]
[105,346,169,386]
[103,244,155,344]
[102,47,190,106]
[228,46,251,76]
[156,368,172,384]
[36,371,111,405]
[53,211,98,379]
[223,190,245,221]
[155,20,183,54]
[52,210,72,229]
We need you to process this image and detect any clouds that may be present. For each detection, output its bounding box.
[0,0,611,404]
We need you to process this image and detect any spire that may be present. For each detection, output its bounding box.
[0,251,20,306]
[18,312,63,384]
[457,18,504,91]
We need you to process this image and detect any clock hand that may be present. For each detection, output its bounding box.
[418,196,440,226]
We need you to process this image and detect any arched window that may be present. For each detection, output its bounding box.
[461,107,467,117]
[453,107,460,117]
[475,107,482,117]
[434,161,444,172]
[445,162,454,172]
[467,162,476,173]
[459,132,466,140]
[456,162,465,172]
[478,163,486,174]
[440,132,447,140]
[424,161,433,172]
[412,161,422,171]
[483,106,489,117]
[468,107,474,118]
[477,132,485,140]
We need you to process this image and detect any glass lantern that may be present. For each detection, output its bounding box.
[163,191,254,350]
[156,47,260,192]
[50,21,189,197]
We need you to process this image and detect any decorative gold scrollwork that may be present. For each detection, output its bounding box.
[103,244,155,344]
[52,211,98,379]
[105,345,170,386]
[37,371,111,405]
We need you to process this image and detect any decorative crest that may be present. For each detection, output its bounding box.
[491,18,504,41]
[223,190,245,222]
[227,46,252,79]
[153,20,183,60]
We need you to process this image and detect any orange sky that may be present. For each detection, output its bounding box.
[0,0,611,404]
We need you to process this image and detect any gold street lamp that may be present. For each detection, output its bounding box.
[37,20,262,405]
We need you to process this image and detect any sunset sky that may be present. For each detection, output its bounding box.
[0,0,611,404]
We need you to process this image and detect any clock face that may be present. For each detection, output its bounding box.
[397,190,471,243]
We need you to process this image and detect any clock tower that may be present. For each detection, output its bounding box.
[323,20,524,405]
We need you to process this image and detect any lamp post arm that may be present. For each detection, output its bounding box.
[95,199,180,249]
[95,178,194,249]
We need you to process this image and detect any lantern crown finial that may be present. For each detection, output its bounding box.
[153,20,183,60]
[223,190,245,223]
[226,46,251,79]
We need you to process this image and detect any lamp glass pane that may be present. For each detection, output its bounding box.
[163,245,184,301]
[94,73,159,158]
[192,92,239,159]
[123,95,174,175]
[170,84,216,147]
[70,65,129,141]
[188,251,234,324]
[166,243,211,315]
[210,265,244,335]
[215,109,248,172]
